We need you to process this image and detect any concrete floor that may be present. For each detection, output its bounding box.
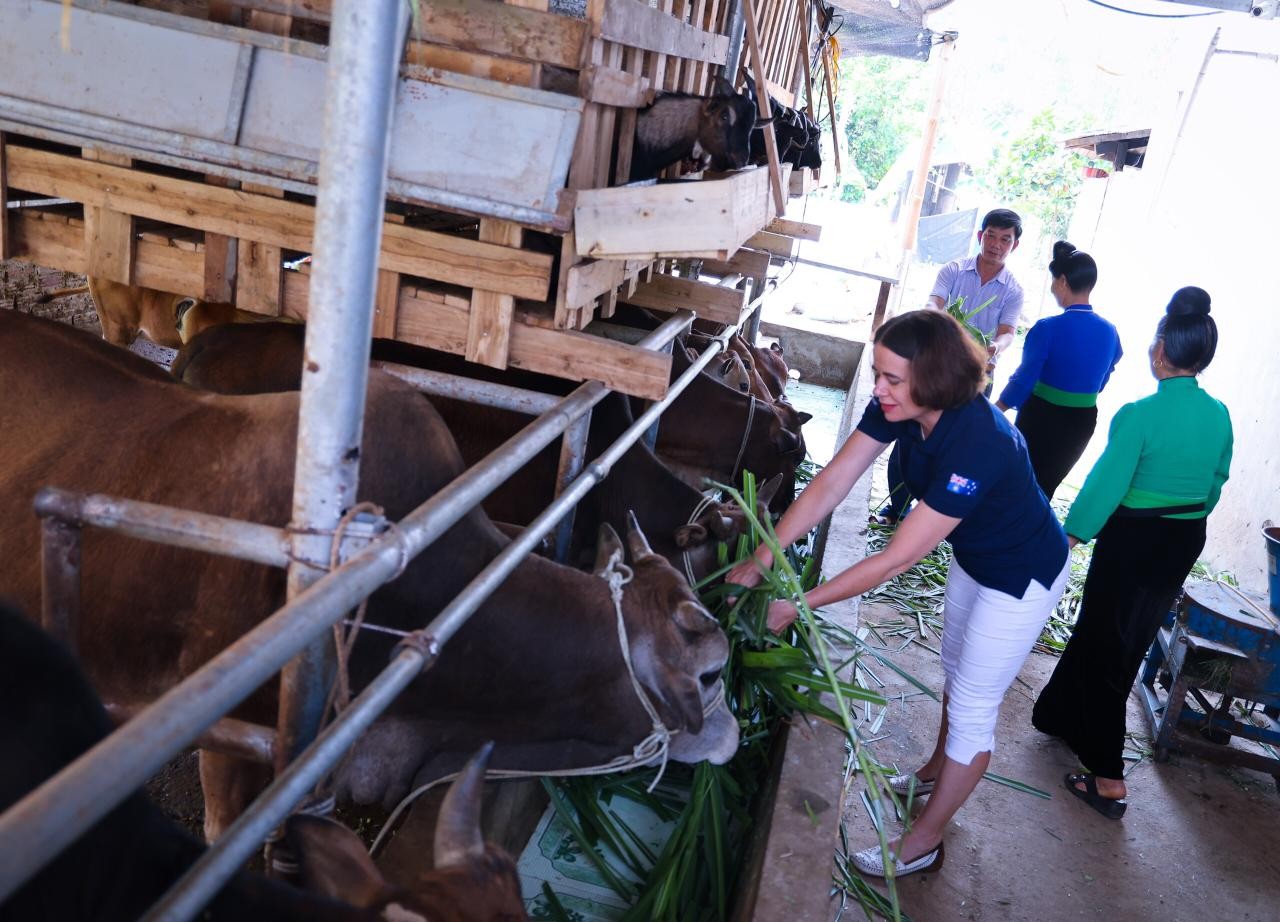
[845,600,1280,922]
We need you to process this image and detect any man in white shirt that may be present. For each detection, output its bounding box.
[875,208,1025,525]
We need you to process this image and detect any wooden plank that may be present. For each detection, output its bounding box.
[702,246,771,294]
[681,0,709,92]
[505,0,548,86]
[580,63,650,108]
[602,0,729,64]
[646,0,677,111]
[466,219,523,368]
[6,147,553,301]
[795,0,817,118]
[613,43,644,184]
[767,217,821,241]
[575,167,772,259]
[81,149,134,286]
[566,258,627,311]
[372,270,401,340]
[395,291,673,400]
[744,230,796,259]
[621,273,748,326]
[871,279,892,334]
[820,39,842,175]
[0,132,10,262]
[414,0,586,69]
[402,43,537,86]
[666,0,691,92]
[691,0,724,94]
[742,0,787,217]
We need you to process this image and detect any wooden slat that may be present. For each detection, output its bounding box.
[621,273,748,325]
[580,62,650,108]
[369,270,400,339]
[796,0,817,118]
[744,229,796,258]
[396,291,672,400]
[691,0,724,94]
[466,219,522,368]
[820,38,842,175]
[0,132,10,262]
[566,258,626,312]
[702,246,771,294]
[666,0,691,92]
[602,0,729,64]
[742,0,787,217]
[613,43,644,183]
[6,146,552,301]
[767,216,821,241]
[415,0,586,69]
[575,167,772,259]
[402,43,537,86]
[82,149,134,286]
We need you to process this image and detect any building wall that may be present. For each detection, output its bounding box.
[1066,19,1280,594]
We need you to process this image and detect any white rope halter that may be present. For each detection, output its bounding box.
[730,394,757,484]
[368,547,728,858]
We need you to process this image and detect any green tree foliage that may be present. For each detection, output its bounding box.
[984,108,1087,242]
[836,55,928,202]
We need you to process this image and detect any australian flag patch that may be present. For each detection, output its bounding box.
[946,473,980,496]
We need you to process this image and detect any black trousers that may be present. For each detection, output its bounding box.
[1015,395,1097,500]
[1032,514,1207,779]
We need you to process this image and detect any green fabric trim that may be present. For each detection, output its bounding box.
[1032,381,1098,408]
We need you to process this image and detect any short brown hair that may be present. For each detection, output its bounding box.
[874,310,987,410]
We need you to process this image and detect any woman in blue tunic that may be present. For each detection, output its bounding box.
[995,241,1123,500]
[729,310,1069,878]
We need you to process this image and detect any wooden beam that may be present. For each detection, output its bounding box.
[372,270,401,340]
[403,43,536,86]
[796,0,816,118]
[602,0,730,64]
[742,0,787,217]
[767,216,821,241]
[6,146,552,301]
[81,149,134,286]
[466,219,522,368]
[566,257,626,312]
[819,37,842,176]
[621,273,748,326]
[0,132,10,262]
[702,246,771,294]
[415,0,586,69]
[744,230,796,259]
[396,290,672,401]
[871,279,891,334]
[580,63,650,107]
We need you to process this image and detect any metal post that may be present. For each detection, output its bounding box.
[39,516,81,653]
[553,410,593,562]
[723,0,747,81]
[277,0,410,777]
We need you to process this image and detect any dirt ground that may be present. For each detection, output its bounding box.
[845,599,1280,922]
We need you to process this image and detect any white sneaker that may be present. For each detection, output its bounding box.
[851,840,945,878]
[885,772,935,797]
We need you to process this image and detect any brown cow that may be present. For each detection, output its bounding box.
[0,600,526,921]
[172,321,773,581]
[0,311,737,842]
[86,276,197,348]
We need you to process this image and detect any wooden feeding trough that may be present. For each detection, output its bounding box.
[0,0,826,401]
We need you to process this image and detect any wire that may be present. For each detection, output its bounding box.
[1082,0,1224,18]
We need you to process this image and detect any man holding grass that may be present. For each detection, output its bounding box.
[874,207,1027,525]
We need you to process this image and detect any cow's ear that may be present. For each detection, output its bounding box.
[772,427,801,453]
[756,473,784,509]
[594,522,625,576]
[674,522,708,548]
[713,76,735,97]
[796,411,813,425]
[287,814,388,909]
[626,510,658,562]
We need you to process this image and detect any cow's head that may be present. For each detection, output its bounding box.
[699,78,758,172]
[593,515,738,765]
[673,473,783,550]
[288,745,527,921]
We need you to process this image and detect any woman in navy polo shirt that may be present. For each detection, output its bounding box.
[728,310,1069,878]
[995,241,1123,500]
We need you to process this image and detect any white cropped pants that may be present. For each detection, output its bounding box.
[939,558,1070,765]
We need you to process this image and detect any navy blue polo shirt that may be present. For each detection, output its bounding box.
[857,395,1067,597]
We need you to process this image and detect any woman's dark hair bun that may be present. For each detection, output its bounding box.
[1051,240,1077,263]
[1048,240,1096,294]
[1166,285,1211,317]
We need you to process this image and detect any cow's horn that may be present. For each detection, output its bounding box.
[626,510,657,561]
[434,742,492,868]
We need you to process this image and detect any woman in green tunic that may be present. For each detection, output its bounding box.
[1032,286,1233,819]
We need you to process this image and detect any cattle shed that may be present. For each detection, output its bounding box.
[0,1,890,920]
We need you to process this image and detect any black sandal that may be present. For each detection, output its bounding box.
[1064,772,1127,820]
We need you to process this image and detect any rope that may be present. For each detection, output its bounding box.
[730,394,757,484]
[368,548,717,859]
[682,493,722,587]
[322,502,387,721]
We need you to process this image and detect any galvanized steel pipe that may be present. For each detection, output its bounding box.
[277,0,410,776]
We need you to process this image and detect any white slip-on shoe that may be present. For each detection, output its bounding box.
[851,840,945,878]
[885,772,935,797]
